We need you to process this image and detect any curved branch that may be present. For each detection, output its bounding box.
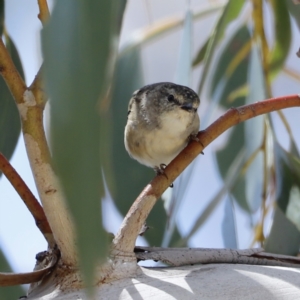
[112,94,300,254]
[0,152,54,246]
[0,249,58,287]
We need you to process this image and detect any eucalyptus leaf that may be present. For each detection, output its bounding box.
[192,38,209,67]
[197,0,245,94]
[174,8,192,86]
[274,142,300,213]
[209,25,251,108]
[285,0,300,31]
[216,125,250,212]
[269,0,291,77]
[42,0,126,286]
[244,44,266,213]
[265,206,300,255]
[176,148,245,246]
[213,26,252,212]
[222,196,237,249]
[265,142,300,255]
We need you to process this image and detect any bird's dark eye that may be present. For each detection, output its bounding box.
[167,94,175,102]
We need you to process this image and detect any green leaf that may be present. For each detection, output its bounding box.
[213,26,252,212]
[244,44,267,213]
[174,8,192,86]
[209,25,251,108]
[269,0,291,77]
[0,35,24,175]
[42,0,126,286]
[274,142,300,213]
[0,248,25,299]
[265,206,300,255]
[216,125,250,212]
[192,38,209,66]
[109,47,168,246]
[285,0,300,31]
[197,0,245,94]
[265,142,300,255]
[222,196,237,248]
[176,148,246,247]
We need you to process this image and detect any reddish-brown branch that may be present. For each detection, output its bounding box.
[112,94,300,254]
[37,0,50,25]
[0,153,54,246]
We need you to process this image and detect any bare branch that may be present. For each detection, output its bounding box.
[135,246,300,268]
[112,94,300,254]
[0,248,58,287]
[0,152,54,246]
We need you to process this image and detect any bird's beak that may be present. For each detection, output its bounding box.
[181,102,197,112]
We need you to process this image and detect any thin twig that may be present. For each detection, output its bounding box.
[135,246,300,268]
[283,67,300,82]
[112,94,300,254]
[0,153,54,246]
[0,39,26,103]
[276,109,295,142]
[37,0,50,25]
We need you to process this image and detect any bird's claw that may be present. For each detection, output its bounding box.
[189,133,204,155]
[154,164,174,188]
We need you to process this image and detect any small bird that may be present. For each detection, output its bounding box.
[124,82,200,173]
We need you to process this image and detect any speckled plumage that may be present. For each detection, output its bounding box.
[124,82,200,169]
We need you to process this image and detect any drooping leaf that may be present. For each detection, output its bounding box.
[213,26,252,212]
[0,248,25,299]
[176,148,246,246]
[216,125,250,212]
[265,206,300,255]
[174,8,192,86]
[274,142,300,213]
[269,0,291,77]
[197,0,245,94]
[265,142,300,255]
[192,38,210,67]
[209,25,251,108]
[286,185,300,232]
[0,35,24,176]
[285,0,300,31]
[244,43,267,213]
[222,196,237,248]
[42,0,126,286]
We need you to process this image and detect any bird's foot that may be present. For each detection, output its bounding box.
[189,133,204,155]
[154,164,174,188]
